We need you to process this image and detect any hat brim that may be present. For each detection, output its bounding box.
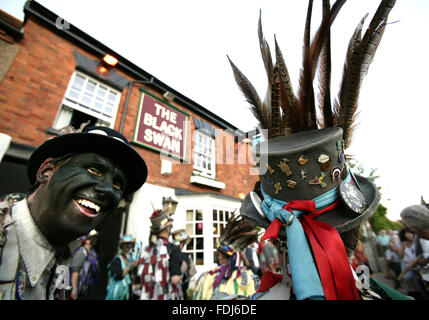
[240,174,380,237]
[27,132,147,195]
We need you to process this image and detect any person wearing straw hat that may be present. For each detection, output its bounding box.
[70,229,100,300]
[0,124,147,300]
[172,229,196,299]
[193,214,260,300]
[138,209,186,300]
[228,0,411,300]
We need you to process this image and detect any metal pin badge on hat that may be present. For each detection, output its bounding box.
[339,181,368,216]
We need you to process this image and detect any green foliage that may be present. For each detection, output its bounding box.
[369,203,402,233]
[349,160,401,233]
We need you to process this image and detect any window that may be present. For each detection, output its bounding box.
[185,209,204,265]
[193,131,215,178]
[53,71,121,130]
[212,208,233,263]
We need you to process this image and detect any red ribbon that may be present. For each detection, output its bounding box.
[260,200,360,300]
[256,271,283,293]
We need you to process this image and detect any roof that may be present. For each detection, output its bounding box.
[20,0,245,136]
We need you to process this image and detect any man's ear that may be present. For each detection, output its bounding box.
[36,158,55,184]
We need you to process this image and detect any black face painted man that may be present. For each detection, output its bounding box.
[0,126,147,300]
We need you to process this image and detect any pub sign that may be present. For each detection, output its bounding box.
[133,89,188,161]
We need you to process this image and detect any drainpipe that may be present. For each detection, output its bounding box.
[119,78,154,133]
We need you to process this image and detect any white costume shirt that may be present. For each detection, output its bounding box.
[0,200,73,300]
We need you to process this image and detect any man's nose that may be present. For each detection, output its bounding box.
[94,177,120,200]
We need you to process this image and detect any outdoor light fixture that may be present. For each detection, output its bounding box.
[163,91,176,101]
[242,137,251,144]
[97,65,109,74]
[102,54,118,67]
[162,196,178,215]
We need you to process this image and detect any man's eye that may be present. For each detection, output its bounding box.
[113,182,123,191]
[87,167,102,176]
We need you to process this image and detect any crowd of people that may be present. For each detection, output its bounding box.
[371,205,429,300]
[3,0,429,302]
[67,206,286,300]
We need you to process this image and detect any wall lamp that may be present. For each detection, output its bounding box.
[97,54,119,75]
[163,91,176,101]
[162,196,178,215]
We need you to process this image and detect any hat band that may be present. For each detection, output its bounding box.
[260,171,352,214]
[259,171,359,300]
[217,242,234,256]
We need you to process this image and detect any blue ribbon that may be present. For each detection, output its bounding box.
[260,173,352,300]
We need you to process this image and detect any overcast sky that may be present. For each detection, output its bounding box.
[2,0,429,222]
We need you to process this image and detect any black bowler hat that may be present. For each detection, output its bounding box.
[27,126,148,195]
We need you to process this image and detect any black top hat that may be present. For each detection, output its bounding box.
[27,126,148,195]
[228,1,395,235]
[240,127,380,235]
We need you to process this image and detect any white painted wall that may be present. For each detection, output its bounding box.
[125,184,242,281]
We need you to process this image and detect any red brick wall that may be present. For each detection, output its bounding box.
[0,16,258,198]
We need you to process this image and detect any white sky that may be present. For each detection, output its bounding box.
[2,0,429,221]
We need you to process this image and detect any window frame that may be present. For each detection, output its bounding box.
[212,208,234,262]
[53,71,121,129]
[184,208,205,266]
[193,130,216,178]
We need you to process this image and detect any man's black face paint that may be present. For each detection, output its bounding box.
[38,152,127,238]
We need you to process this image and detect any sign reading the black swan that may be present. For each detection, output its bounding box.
[133,89,189,161]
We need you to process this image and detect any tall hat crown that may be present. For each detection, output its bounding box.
[150,209,173,233]
[230,0,396,234]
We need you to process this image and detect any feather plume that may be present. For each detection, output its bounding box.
[318,0,333,128]
[219,212,260,252]
[227,56,268,131]
[258,10,275,89]
[274,36,300,134]
[334,14,366,146]
[269,66,282,139]
[297,0,317,130]
[335,0,395,148]
[228,0,395,147]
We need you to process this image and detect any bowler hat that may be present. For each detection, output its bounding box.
[27,126,147,195]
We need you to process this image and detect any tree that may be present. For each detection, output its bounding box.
[349,161,402,233]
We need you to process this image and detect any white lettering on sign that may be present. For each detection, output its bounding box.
[143,113,182,140]
[143,128,181,154]
[155,103,177,124]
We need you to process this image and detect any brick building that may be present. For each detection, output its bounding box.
[0,1,258,297]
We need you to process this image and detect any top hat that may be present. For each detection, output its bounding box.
[240,127,380,236]
[228,1,394,236]
[228,1,395,300]
[150,209,173,234]
[27,126,148,195]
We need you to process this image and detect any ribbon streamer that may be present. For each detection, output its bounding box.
[259,173,359,300]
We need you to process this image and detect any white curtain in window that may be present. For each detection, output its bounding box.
[53,105,73,129]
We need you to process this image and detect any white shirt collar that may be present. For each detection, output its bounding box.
[13,199,56,287]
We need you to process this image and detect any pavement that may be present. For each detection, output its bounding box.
[371,271,409,295]
[362,240,410,296]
